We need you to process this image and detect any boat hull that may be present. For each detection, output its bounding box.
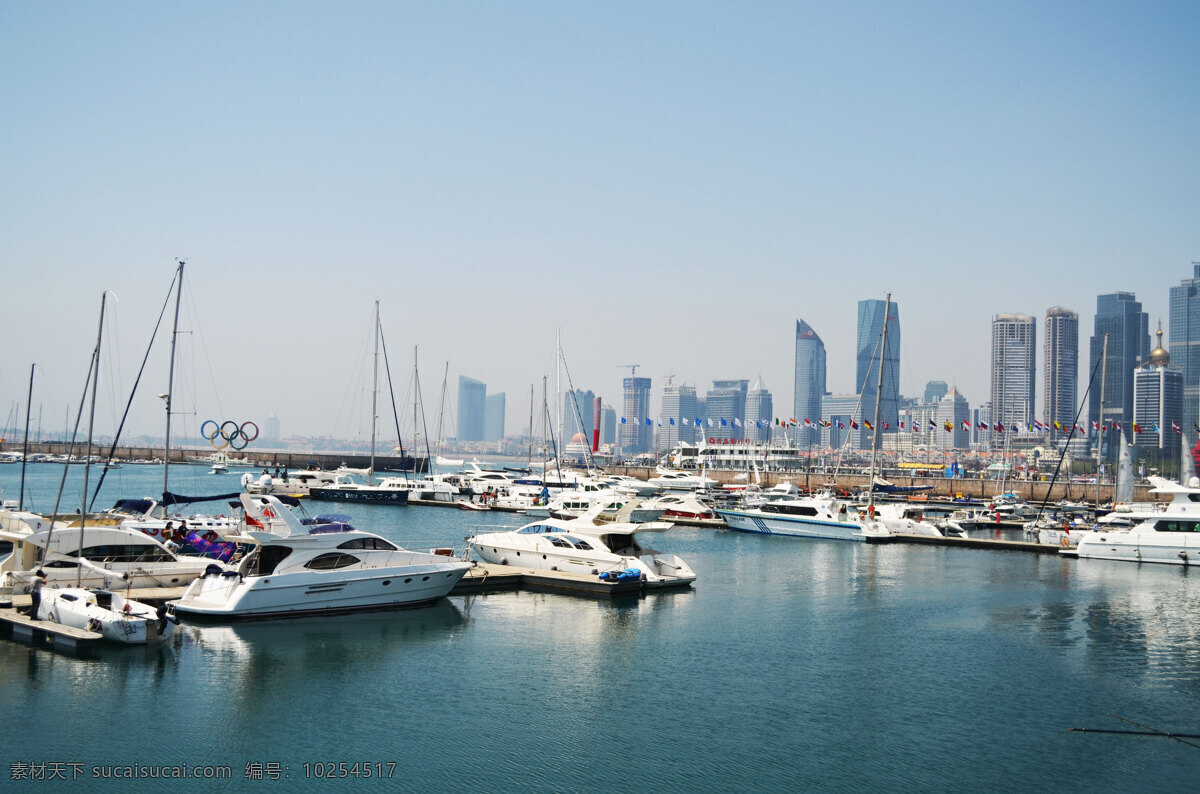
[1073,533,1200,565]
[308,488,410,505]
[717,509,872,542]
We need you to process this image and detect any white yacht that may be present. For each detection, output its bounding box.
[546,490,664,524]
[641,493,724,526]
[244,469,344,497]
[716,492,889,542]
[646,468,718,491]
[467,508,695,588]
[1069,477,1200,565]
[37,587,177,644]
[307,473,411,505]
[170,494,472,620]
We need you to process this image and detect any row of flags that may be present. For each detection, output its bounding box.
[620,416,1198,435]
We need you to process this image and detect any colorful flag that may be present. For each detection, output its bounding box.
[863,420,872,430]
[669,418,675,426]
[1133,422,1142,433]
[720,418,728,427]
[836,420,844,429]
[944,421,953,432]
[733,418,743,427]
[620,417,627,424]
[979,421,989,430]
[645,418,652,426]
[962,419,971,431]
[850,420,859,430]
[996,423,1004,433]
[1173,421,1181,434]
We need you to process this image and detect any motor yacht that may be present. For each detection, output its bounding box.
[37,587,177,644]
[467,506,695,588]
[716,491,890,541]
[170,494,471,620]
[307,473,411,505]
[1068,476,1200,565]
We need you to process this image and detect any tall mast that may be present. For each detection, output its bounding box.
[78,292,107,586]
[369,300,379,485]
[868,293,891,509]
[162,260,184,507]
[1095,333,1108,505]
[19,363,34,510]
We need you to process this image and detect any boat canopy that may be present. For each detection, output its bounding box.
[110,499,155,514]
[162,490,244,506]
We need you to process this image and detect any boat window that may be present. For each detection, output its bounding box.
[80,544,176,563]
[305,553,361,570]
[517,525,547,534]
[566,537,593,550]
[546,536,572,548]
[762,504,818,517]
[1153,520,1200,533]
[257,545,293,575]
[337,537,398,551]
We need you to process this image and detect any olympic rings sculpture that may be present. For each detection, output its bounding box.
[201,419,259,451]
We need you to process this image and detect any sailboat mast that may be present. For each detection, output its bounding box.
[19,363,34,510]
[162,260,184,506]
[1095,333,1108,505]
[78,292,107,586]
[370,300,379,485]
[868,293,891,509]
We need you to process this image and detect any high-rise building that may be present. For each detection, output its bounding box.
[856,299,900,434]
[705,379,749,442]
[484,393,506,442]
[793,318,826,446]
[660,383,699,449]
[1169,264,1200,429]
[264,414,280,441]
[821,394,859,450]
[923,381,948,404]
[1133,326,1184,458]
[601,407,617,446]
[561,389,596,444]
[936,388,971,451]
[456,376,486,441]
[620,377,652,455]
[1044,307,1079,444]
[746,376,773,443]
[991,314,1036,437]
[1089,292,1150,455]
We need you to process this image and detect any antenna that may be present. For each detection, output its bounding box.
[617,364,640,377]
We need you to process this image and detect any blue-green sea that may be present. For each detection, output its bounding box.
[2,462,1199,791]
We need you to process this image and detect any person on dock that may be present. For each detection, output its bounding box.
[28,570,46,620]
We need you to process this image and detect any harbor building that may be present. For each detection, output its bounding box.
[457,376,487,441]
[793,318,826,446]
[856,299,901,435]
[1133,326,1184,464]
[620,377,652,455]
[1169,264,1200,429]
[990,313,1036,442]
[1044,307,1079,446]
[705,379,748,442]
[660,382,699,450]
[745,377,773,444]
[484,393,506,442]
[1089,292,1149,457]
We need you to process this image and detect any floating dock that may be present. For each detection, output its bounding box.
[0,607,104,652]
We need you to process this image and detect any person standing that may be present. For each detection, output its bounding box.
[28,570,46,620]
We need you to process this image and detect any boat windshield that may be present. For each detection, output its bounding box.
[516,525,566,534]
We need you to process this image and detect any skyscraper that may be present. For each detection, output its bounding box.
[1169,264,1200,429]
[660,383,698,449]
[620,377,652,455]
[793,318,826,446]
[745,376,773,443]
[1089,292,1150,452]
[705,379,748,442]
[456,376,486,441]
[936,388,971,451]
[1133,326,1183,458]
[923,381,948,404]
[856,299,900,433]
[561,389,596,444]
[1044,307,1079,442]
[991,314,1036,435]
[484,393,506,442]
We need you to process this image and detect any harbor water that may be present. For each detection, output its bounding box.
[2,463,1198,791]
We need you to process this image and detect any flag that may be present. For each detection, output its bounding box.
[707,418,714,427]
[733,418,743,427]
[962,419,971,431]
[850,420,859,430]
[804,418,814,427]
[979,421,989,430]
[1116,421,1123,432]
[645,418,652,425]
[928,419,936,430]
[1153,424,1161,433]
[1133,422,1142,433]
[720,418,728,427]
[1173,421,1181,434]
[1053,420,1062,430]
[884,423,890,430]
[1092,421,1099,431]
[669,418,675,426]
[657,420,662,427]
[900,421,906,429]
[863,420,872,430]
[620,417,627,424]
[836,420,844,429]
[911,421,918,433]
[996,423,1004,433]
[944,421,952,432]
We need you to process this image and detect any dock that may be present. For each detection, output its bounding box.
[0,607,104,652]
[872,533,1064,554]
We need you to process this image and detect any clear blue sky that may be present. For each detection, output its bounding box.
[1,1,1195,445]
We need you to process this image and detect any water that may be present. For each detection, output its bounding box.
[2,463,1199,791]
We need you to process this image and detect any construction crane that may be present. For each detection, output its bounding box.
[617,364,640,377]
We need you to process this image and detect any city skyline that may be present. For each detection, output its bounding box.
[1,4,1195,444]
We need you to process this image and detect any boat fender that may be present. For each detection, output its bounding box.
[499,558,508,566]
[87,618,101,632]
[1060,536,1069,548]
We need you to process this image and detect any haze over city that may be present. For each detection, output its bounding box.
[2,2,1195,445]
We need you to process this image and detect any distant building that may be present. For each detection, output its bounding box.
[856,299,900,433]
[601,407,617,446]
[745,376,773,443]
[1089,293,1149,454]
[1133,326,1183,457]
[705,379,749,442]
[620,377,652,455]
[1044,307,1079,445]
[484,393,506,442]
[264,414,280,441]
[661,383,699,449]
[793,318,826,446]
[1169,264,1200,429]
[972,403,992,447]
[561,389,596,444]
[821,393,860,450]
[936,388,971,451]
[456,376,486,441]
[923,381,948,404]
[991,314,1036,439]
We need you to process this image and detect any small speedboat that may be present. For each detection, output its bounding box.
[38,587,177,644]
[457,500,491,511]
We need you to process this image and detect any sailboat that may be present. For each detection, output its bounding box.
[309,302,410,505]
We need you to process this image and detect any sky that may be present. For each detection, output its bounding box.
[1,1,1197,446]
